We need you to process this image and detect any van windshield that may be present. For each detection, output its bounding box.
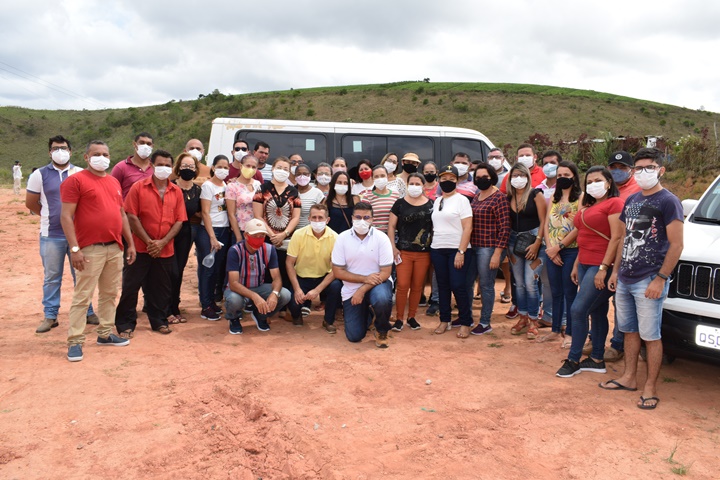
[692,176,720,223]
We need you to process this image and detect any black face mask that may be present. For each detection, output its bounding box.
[403,163,418,174]
[439,180,457,193]
[556,177,574,190]
[475,177,493,191]
[424,173,437,183]
[179,169,196,181]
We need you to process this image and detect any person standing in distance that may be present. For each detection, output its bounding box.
[13,160,22,195]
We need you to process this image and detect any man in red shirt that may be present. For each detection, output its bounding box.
[609,151,642,200]
[61,140,137,362]
[500,143,546,193]
[115,150,187,337]
[111,132,154,199]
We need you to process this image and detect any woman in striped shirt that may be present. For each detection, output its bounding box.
[360,165,401,234]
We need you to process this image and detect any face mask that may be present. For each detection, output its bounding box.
[136,144,152,160]
[233,150,247,162]
[556,177,574,190]
[586,181,608,199]
[423,173,437,183]
[332,166,346,174]
[154,166,172,180]
[179,168,196,181]
[383,162,396,174]
[454,164,469,176]
[296,175,311,186]
[439,180,456,193]
[334,184,349,195]
[214,168,229,180]
[403,163,418,174]
[273,169,290,183]
[510,176,528,190]
[188,148,203,162]
[246,235,265,250]
[610,168,631,185]
[353,219,370,235]
[310,221,326,234]
[359,169,373,180]
[407,185,423,198]
[290,165,297,175]
[317,174,331,186]
[52,149,70,165]
[518,156,535,169]
[488,159,503,171]
[89,155,110,171]
[635,169,660,190]
[475,177,493,191]
[241,166,255,179]
[542,164,558,178]
[374,177,388,190]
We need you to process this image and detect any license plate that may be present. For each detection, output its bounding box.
[695,324,720,350]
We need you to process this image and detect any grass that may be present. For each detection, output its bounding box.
[666,442,693,476]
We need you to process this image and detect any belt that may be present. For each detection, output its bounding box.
[91,241,117,247]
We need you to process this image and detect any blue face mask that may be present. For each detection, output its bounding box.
[610,168,631,184]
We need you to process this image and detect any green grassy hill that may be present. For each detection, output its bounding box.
[2,81,718,196]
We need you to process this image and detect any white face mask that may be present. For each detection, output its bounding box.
[154,166,172,180]
[310,221,326,234]
[586,181,608,199]
[233,150,247,162]
[635,169,660,190]
[290,165,297,175]
[374,177,388,190]
[188,148,203,162]
[542,163,558,178]
[52,149,70,165]
[136,144,152,160]
[334,184,349,195]
[273,169,290,183]
[89,155,110,171]
[488,159,502,171]
[317,174,331,186]
[518,156,535,169]
[383,162,396,174]
[510,176,528,190]
[332,166,346,174]
[214,167,229,180]
[454,164,469,176]
[295,175,311,186]
[353,219,370,235]
[407,185,423,198]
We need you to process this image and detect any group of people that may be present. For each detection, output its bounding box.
[26,133,683,410]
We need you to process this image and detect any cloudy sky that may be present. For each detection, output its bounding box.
[1,0,718,112]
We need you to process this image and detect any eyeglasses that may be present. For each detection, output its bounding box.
[180,165,196,170]
[234,147,248,152]
[352,215,372,221]
[632,165,659,173]
[51,146,69,152]
[487,155,503,160]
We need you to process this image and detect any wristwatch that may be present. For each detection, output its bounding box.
[558,243,566,250]
[599,263,609,271]
[71,246,80,253]
[457,249,465,255]
[272,290,280,297]
[284,230,291,237]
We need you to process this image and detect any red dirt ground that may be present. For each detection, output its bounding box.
[1,187,719,479]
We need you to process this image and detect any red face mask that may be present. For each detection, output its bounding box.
[246,235,265,250]
[359,169,372,180]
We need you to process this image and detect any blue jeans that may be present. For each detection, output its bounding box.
[343,280,393,342]
[224,283,291,322]
[616,275,669,341]
[609,296,624,352]
[430,248,472,326]
[474,247,504,327]
[288,276,342,324]
[507,230,543,319]
[568,264,614,362]
[430,270,439,304]
[463,247,476,324]
[544,248,578,335]
[39,235,94,319]
[195,226,231,309]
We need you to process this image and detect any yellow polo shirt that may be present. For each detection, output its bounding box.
[286,224,338,278]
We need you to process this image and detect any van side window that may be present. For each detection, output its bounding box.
[341,135,387,165]
[451,138,488,162]
[388,137,434,163]
[241,131,327,170]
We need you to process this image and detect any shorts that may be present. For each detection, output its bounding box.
[615,275,670,341]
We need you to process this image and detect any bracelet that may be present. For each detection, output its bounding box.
[657,272,669,281]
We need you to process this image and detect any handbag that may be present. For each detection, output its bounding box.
[513,231,537,257]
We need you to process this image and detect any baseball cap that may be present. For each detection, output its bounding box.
[609,151,633,168]
[439,165,459,178]
[244,219,268,236]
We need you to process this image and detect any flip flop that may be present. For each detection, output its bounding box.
[637,396,660,410]
[599,380,638,391]
[500,292,512,304]
[167,315,181,325]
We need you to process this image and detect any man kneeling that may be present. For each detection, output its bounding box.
[224,218,291,334]
[331,202,394,348]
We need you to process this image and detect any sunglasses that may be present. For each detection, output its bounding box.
[234,146,249,152]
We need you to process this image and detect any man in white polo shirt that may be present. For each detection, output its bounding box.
[331,201,394,348]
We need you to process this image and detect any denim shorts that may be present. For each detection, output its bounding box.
[615,275,669,341]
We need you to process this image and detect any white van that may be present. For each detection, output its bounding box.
[662,174,720,364]
[207,118,500,171]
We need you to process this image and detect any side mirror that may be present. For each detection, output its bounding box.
[682,199,698,217]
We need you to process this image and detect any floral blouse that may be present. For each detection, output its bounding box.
[225,178,261,231]
[547,199,579,248]
[253,182,302,234]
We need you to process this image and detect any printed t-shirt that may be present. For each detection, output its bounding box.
[200,180,229,227]
[226,242,278,289]
[390,198,433,252]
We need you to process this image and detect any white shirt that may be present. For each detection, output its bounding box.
[260,164,273,182]
[351,182,372,196]
[12,165,22,179]
[297,187,326,229]
[332,227,394,301]
[430,193,472,249]
[200,180,229,227]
